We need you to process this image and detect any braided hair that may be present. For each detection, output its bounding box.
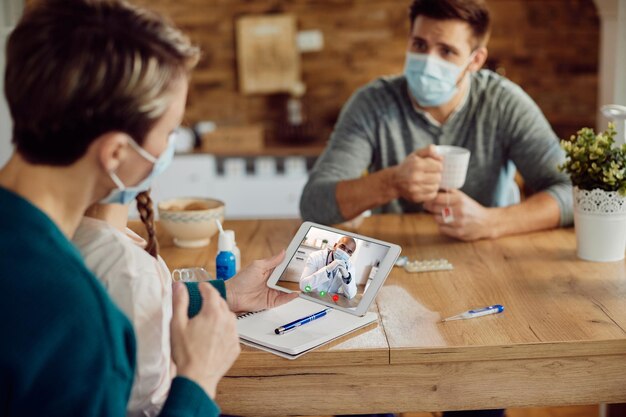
[135,190,159,258]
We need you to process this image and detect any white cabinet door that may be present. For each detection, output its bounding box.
[129,154,217,219]
[210,176,306,219]
[133,154,308,220]
[150,154,216,202]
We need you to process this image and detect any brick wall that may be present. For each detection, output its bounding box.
[135,0,599,145]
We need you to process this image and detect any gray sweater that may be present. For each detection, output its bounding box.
[300,70,573,226]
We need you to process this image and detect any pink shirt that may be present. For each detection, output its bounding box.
[73,217,173,417]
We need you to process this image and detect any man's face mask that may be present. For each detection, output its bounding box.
[333,247,351,263]
[404,52,474,107]
[100,132,176,205]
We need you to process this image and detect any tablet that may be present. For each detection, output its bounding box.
[267,221,401,316]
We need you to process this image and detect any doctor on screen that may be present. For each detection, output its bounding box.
[299,236,358,299]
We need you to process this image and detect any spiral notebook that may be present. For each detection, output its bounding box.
[237,297,378,360]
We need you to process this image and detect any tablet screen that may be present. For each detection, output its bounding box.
[274,225,392,311]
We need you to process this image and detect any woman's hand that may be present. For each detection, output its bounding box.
[225,250,298,313]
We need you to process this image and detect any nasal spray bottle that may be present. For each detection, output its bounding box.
[225,230,241,273]
[215,220,236,280]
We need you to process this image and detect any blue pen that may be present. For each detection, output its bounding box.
[442,304,504,322]
[274,308,330,335]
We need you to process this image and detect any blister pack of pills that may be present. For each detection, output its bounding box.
[395,256,454,273]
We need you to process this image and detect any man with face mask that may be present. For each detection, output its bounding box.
[300,0,572,242]
[299,236,358,300]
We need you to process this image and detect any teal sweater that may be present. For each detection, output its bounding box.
[0,187,222,417]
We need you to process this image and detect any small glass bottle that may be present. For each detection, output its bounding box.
[171,267,212,282]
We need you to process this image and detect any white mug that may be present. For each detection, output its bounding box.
[435,145,471,190]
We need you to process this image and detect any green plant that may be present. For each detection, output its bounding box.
[559,123,626,195]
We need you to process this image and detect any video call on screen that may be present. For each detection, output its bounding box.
[277,227,390,309]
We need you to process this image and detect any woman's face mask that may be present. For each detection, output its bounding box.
[404,52,474,107]
[100,132,177,205]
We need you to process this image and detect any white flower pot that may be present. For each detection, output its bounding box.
[573,187,626,262]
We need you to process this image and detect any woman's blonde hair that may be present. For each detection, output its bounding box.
[5,0,199,165]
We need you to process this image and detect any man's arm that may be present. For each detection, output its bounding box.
[425,78,572,240]
[300,267,331,292]
[335,147,443,220]
[490,192,561,237]
[425,189,560,241]
[300,87,377,225]
[338,264,358,299]
[299,253,327,291]
[300,256,344,292]
[300,83,444,224]
[498,79,573,227]
[334,169,398,221]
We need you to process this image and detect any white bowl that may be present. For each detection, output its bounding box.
[158,198,225,248]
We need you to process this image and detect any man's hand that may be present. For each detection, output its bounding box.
[423,189,496,241]
[170,282,240,399]
[225,250,298,313]
[325,259,345,275]
[392,145,443,203]
[337,265,351,284]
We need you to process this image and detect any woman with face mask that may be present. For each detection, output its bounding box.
[0,2,296,417]
[72,25,299,416]
[70,30,297,417]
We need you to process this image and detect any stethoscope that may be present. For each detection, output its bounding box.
[325,249,335,280]
[325,249,334,266]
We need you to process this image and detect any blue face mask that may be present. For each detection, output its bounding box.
[404,52,472,107]
[100,132,176,205]
[333,247,351,263]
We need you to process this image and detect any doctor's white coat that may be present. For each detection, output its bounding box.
[299,248,357,299]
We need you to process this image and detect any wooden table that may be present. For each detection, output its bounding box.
[145,214,626,416]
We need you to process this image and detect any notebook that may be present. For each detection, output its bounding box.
[237,297,378,359]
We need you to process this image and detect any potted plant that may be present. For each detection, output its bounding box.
[559,123,626,261]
